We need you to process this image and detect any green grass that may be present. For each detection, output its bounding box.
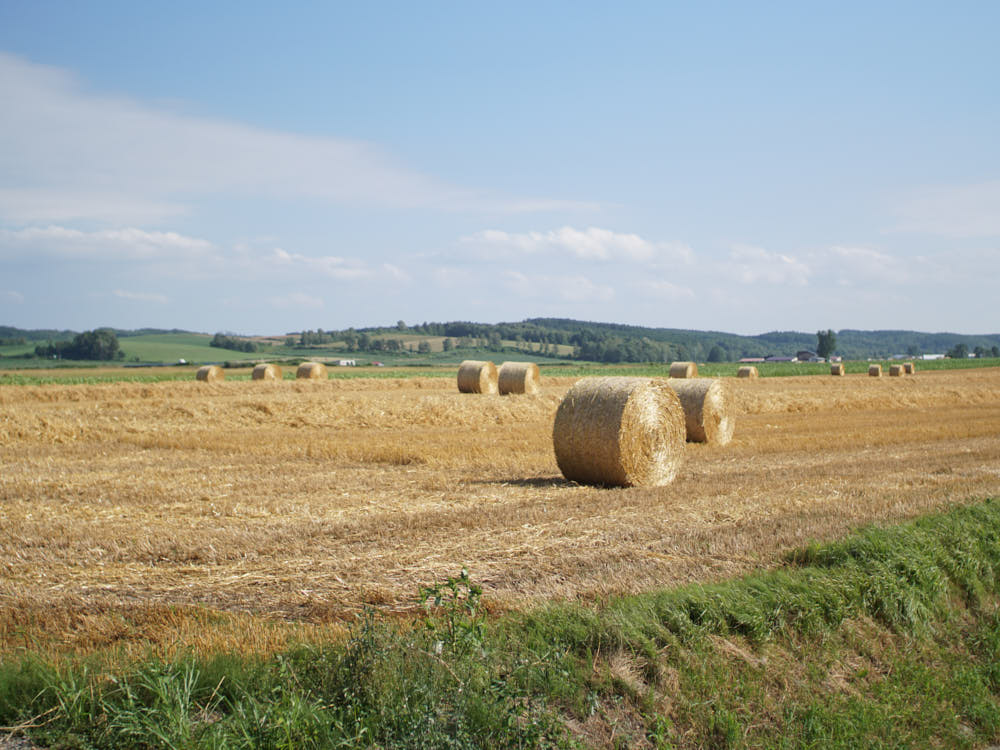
[118,333,265,363]
[4,499,1000,747]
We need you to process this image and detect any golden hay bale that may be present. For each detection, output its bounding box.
[889,364,905,377]
[195,365,224,383]
[669,361,698,378]
[553,377,686,487]
[736,366,758,379]
[667,378,735,445]
[296,362,327,380]
[830,363,846,376]
[498,361,540,395]
[904,362,915,374]
[868,364,882,377]
[457,360,498,394]
[252,363,283,381]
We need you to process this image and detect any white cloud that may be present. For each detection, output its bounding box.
[113,289,168,304]
[891,181,1000,237]
[1,290,24,304]
[268,248,369,280]
[0,225,214,262]
[269,292,325,310]
[461,226,691,264]
[640,279,696,300]
[721,244,811,286]
[0,52,590,223]
[820,245,907,284]
[503,271,615,302]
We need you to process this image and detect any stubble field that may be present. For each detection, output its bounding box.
[2,367,1000,659]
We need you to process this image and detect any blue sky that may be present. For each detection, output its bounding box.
[1,1,998,335]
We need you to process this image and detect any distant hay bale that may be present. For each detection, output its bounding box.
[296,362,327,380]
[552,377,685,487]
[736,366,758,379]
[669,361,698,378]
[830,363,846,376]
[889,364,905,377]
[252,363,283,381]
[868,364,882,377]
[498,361,540,395]
[667,378,735,445]
[196,365,224,383]
[904,362,915,374]
[457,360,498,394]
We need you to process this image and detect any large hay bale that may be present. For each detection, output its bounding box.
[903,362,915,374]
[868,364,882,377]
[553,377,686,487]
[196,365,224,383]
[457,360,498,394]
[889,364,905,377]
[498,361,540,395]
[296,362,327,380]
[736,366,758,379]
[667,378,735,445]
[830,363,846,376]
[669,361,698,378]
[252,363,283,381]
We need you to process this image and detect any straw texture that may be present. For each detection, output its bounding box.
[904,362,915,374]
[869,364,882,377]
[889,364,905,377]
[296,362,328,380]
[552,376,686,487]
[831,363,846,376]
[498,362,541,395]
[252,363,283,381]
[667,378,735,445]
[669,361,698,378]
[195,365,224,383]
[457,360,499,394]
[736,366,758,379]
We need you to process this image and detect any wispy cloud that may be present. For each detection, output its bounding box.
[0,52,592,224]
[503,271,615,302]
[1,290,24,304]
[269,292,325,310]
[268,248,370,280]
[461,226,692,264]
[112,289,169,304]
[0,225,214,261]
[721,244,811,286]
[891,181,1000,237]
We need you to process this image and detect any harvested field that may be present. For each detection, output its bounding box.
[2,368,1000,657]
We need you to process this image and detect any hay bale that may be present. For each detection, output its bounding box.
[457,360,498,394]
[552,377,685,487]
[498,361,540,395]
[669,361,698,378]
[868,364,882,377]
[252,363,283,381]
[296,362,327,380]
[903,362,915,374]
[736,366,758,379]
[666,378,735,445]
[196,365,224,383]
[889,364,905,377]
[830,363,846,376]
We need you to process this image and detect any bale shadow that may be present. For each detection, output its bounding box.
[470,476,571,488]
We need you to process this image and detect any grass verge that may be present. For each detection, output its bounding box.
[3,499,1000,748]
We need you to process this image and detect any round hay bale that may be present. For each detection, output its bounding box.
[669,361,698,378]
[457,360,498,394]
[667,378,735,445]
[868,364,882,377]
[903,362,915,374]
[498,361,540,395]
[553,377,686,487]
[889,364,905,377]
[830,363,846,376]
[252,363,283,381]
[736,366,758,379]
[196,365,224,383]
[296,362,327,380]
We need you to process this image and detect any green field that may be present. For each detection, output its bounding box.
[4,499,1000,748]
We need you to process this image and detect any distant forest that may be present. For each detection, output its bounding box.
[3,321,999,363]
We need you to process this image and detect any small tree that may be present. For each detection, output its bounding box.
[816,329,837,359]
[417,340,431,354]
[992,346,1000,358]
[707,344,726,363]
[948,343,968,359]
[442,338,453,352]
